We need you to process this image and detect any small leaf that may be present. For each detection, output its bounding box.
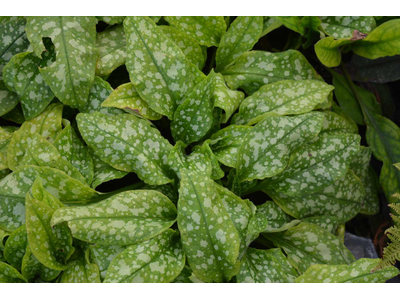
[0,261,27,283]
[51,190,177,246]
[21,246,61,282]
[59,248,101,283]
[104,229,185,283]
[216,16,263,71]
[237,248,298,283]
[178,170,240,282]
[165,16,226,47]
[232,80,333,126]
[314,37,352,67]
[255,201,299,233]
[237,112,324,182]
[296,258,399,283]
[102,82,162,120]
[90,244,126,280]
[264,222,355,273]
[3,225,27,269]
[77,112,173,185]
[220,50,322,95]
[320,16,376,39]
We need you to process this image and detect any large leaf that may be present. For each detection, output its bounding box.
[237,248,298,283]
[237,112,324,182]
[77,112,173,185]
[262,134,361,197]
[101,82,162,120]
[3,52,54,120]
[25,17,98,110]
[266,170,364,223]
[7,103,63,171]
[216,16,263,72]
[296,258,399,283]
[264,222,355,273]
[165,16,226,47]
[0,17,30,117]
[320,16,376,39]
[96,24,126,77]
[104,230,185,283]
[3,225,27,269]
[0,261,27,283]
[51,190,177,246]
[346,19,400,60]
[177,170,240,282]
[25,192,74,270]
[124,16,203,119]
[220,50,322,95]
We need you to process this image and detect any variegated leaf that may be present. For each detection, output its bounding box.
[51,190,177,246]
[77,112,173,185]
[3,225,27,269]
[319,16,376,39]
[232,80,334,126]
[25,17,98,110]
[319,110,359,137]
[90,244,126,280]
[0,261,27,283]
[21,246,61,282]
[96,16,125,25]
[255,201,299,233]
[104,229,185,283]
[0,127,14,171]
[237,112,324,182]
[192,140,224,180]
[59,248,100,283]
[302,216,340,235]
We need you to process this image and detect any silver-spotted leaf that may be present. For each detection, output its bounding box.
[90,244,126,280]
[302,216,340,235]
[319,110,358,137]
[59,249,101,283]
[320,16,376,39]
[21,246,61,282]
[0,261,27,283]
[3,225,27,269]
[255,201,299,233]
[104,229,185,283]
[77,112,173,185]
[96,16,125,25]
[51,190,177,246]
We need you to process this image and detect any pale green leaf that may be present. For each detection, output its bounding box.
[25,17,98,110]
[77,112,173,185]
[101,82,162,120]
[177,170,240,282]
[59,249,101,283]
[221,50,322,95]
[96,24,126,77]
[0,127,13,171]
[0,261,27,283]
[302,216,340,235]
[266,170,364,223]
[3,52,54,120]
[4,225,27,269]
[264,222,355,273]
[319,110,359,137]
[237,248,298,283]
[296,258,399,283]
[255,201,299,233]
[21,246,61,282]
[159,25,206,69]
[104,229,185,283]
[216,16,263,72]
[172,265,195,283]
[192,140,224,180]
[25,192,74,270]
[29,177,63,211]
[315,37,352,67]
[165,16,226,47]
[320,16,376,39]
[51,190,177,246]
[237,112,324,182]
[7,103,63,171]
[90,244,126,280]
[124,16,204,119]
[232,80,334,125]
[261,17,282,37]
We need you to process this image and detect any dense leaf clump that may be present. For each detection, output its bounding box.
[0,16,400,283]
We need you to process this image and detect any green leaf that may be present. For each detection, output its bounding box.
[96,24,126,77]
[209,125,252,168]
[320,16,376,39]
[0,127,13,171]
[102,82,162,120]
[7,103,63,171]
[25,192,74,270]
[0,17,30,117]
[90,244,126,280]
[124,16,204,119]
[263,134,361,197]
[3,52,54,120]
[296,258,399,283]
[25,17,98,110]
[159,25,206,69]
[237,112,324,182]
[172,265,195,283]
[360,166,380,215]
[261,17,282,37]
[264,222,354,273]
[274,17,305,35]
[237,248,298,283]
[77,112,173,185]
[302,216,340,235]
[0,261,27,283]
[21,245,61,282]
[216,16,263,72]
[104,229,185,283]
[220,50,322,95]
[319,110,359,137]
[192,140,225,180]
[346,19,400,60]
[177,170,240,282]
[51,190,177,246]
[232,80,333,126]
[54,120,94,185]
[96,16,125,25]
[255,201,299,233]
[4,225,27,269]
[314,37,352,67]
[59,248,101,283]
[266,170,364,223]
[165,16,226,47]
[29,177,63,211]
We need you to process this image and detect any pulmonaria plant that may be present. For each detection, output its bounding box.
[0,16,400,283]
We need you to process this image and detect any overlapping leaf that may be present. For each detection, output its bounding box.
[319,16,376,39]
[21,246,61,282]
[3,225,27,269]
[0,261,27,283]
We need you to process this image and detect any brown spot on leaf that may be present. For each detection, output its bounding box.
[125,107,142,115]
[351,30,368,41]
